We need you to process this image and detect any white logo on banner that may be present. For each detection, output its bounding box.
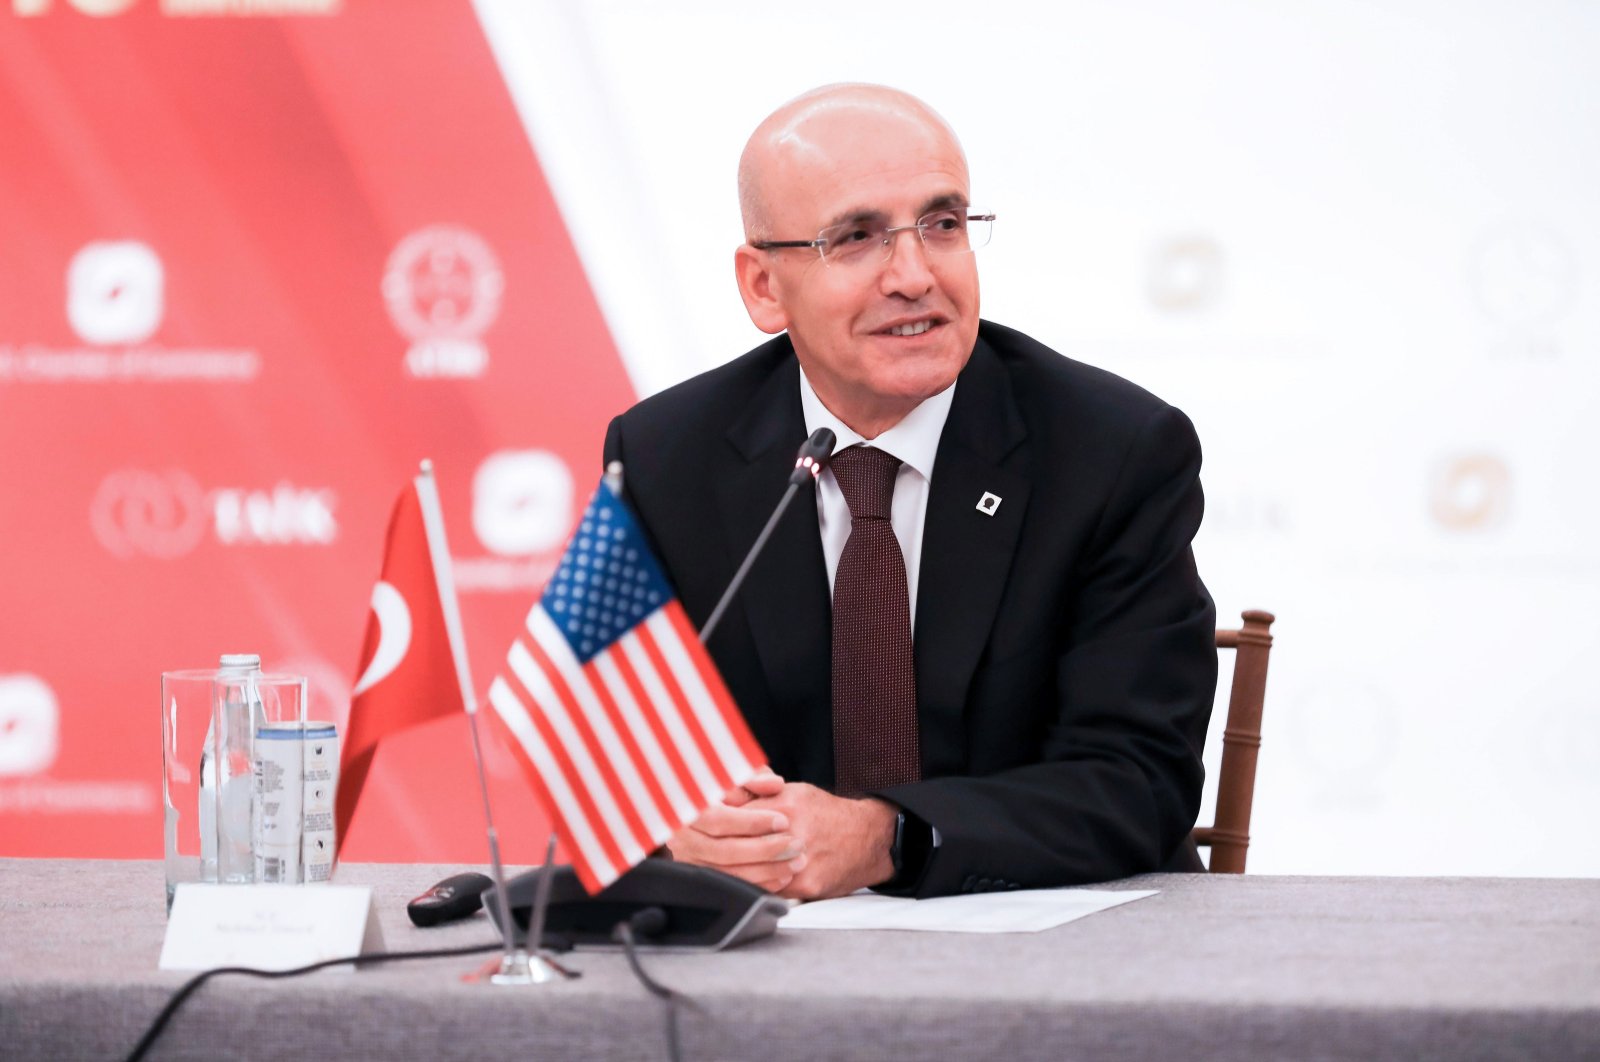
[14,0,340,15]
[1,240,257,383]
[382,226,504,379]
[1289,678,1398,801]
[1430,454,1512,532]
[213,484,337,545]
[90,469,210,559]
[91,470,339,558]
[1470,224,1577,330]
[67,241,164,345]
[473,450,573,556]
[13,0,136,15]
[1147,234,1224,313]
[0,674,60,777]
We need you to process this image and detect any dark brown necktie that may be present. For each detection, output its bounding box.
[829,445,920,796]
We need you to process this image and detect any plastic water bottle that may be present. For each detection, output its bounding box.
[199,653,263,883]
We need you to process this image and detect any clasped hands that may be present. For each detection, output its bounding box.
[664,769,897,900]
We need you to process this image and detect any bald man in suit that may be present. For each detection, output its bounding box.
[604,84,1216,900]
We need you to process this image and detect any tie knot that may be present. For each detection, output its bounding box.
[830,445,900,520]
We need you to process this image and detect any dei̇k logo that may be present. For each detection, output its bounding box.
[90,469,339,558]
[382,225,504,379]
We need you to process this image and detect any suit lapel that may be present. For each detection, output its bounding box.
[713,348,834,783]
[915,336,1029,777]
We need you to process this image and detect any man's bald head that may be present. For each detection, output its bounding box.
[730,82,981,438]
[738,83,967,242]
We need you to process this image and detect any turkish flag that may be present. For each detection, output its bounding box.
[335,469,470,856]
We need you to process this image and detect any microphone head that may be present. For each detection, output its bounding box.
[789,427,837,486]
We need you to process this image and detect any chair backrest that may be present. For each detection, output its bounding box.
[1192,609,1275,873]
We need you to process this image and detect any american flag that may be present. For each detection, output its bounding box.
[487,480,765,892]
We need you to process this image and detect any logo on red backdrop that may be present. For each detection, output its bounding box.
[0,671,151,816]
[472,450,573,556]
[0,240,258,384]
[68,241,164,345]
[0,674,59,777]
[12,0,137,13]
[382,225,503,380]
[90,469,338,558]
[453,449,575,594]
[13,0,339,16]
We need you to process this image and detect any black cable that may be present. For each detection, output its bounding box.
[123,939,504,1062]
[616,914,693,1062]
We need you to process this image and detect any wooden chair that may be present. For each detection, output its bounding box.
[1192,609,1276,873]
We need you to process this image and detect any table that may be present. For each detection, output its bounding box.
[1,859,1597,1060]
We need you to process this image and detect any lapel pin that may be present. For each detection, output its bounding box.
[976,491,1002,516]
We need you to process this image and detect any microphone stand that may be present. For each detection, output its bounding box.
[699,428,836,644]
[465,833,572,985]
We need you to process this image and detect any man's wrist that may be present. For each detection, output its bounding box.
[872,803,936,895]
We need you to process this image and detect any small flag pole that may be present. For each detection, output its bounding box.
[412,459,572,986]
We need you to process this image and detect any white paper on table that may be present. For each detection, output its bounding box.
[779,887,1157,933]
[159,883,384,971]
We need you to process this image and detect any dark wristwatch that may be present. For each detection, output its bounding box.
[878,809,936,894]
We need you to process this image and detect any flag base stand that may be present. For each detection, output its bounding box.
[464,947,578,986]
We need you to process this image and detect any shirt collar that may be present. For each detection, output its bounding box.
[798,367,955,482]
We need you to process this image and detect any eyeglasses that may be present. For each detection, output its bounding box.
[752,208,995,267]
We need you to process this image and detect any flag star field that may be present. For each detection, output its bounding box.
[544,486,670,660]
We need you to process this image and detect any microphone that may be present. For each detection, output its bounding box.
[788,427,835,486]
[698,428,835,644]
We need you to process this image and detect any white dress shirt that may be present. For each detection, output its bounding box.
[799,369,956,625]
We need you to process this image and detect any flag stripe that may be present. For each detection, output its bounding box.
[593,652,698,825]
[618,629,725,806]
[650,607,761,778]
[519,630,654,856]
[603,646,705,819]
[525,608,672,843]
[631,620,732,798]
[662,605,766,766]
[487,677,619,887]
[485,685,604,884]
[579,654,678,838]
[507,637,643,868]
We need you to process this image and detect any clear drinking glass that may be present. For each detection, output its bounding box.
[160,669,308,912]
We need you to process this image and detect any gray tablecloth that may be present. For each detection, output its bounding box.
[1,858,1596,1060]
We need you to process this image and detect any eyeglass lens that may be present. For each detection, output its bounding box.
[818,210,992,264]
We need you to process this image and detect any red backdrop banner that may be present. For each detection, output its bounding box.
[0,0,635,863]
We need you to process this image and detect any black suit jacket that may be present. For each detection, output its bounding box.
[604,320,1216,897]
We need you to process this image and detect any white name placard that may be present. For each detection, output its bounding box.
[159,884,384,972]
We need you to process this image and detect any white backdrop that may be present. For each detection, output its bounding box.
[475,0,1600,876]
